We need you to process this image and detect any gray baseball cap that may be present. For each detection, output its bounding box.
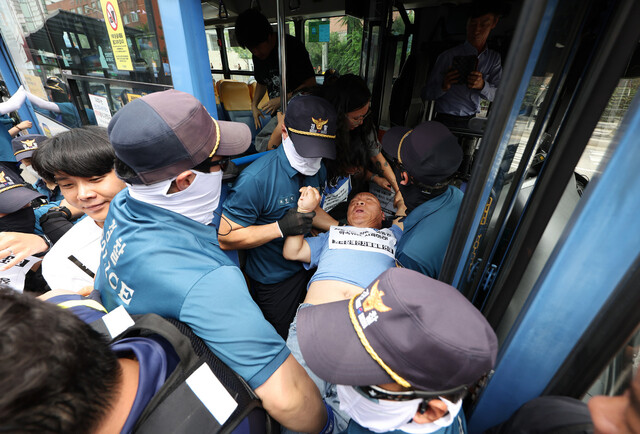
[297,268,498,391]
[108,89,251,185]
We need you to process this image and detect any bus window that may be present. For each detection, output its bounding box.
[217,21,296,83]
[224,27,254,79]
[391,10,415,79]
[576,77,640,179]
[0,0,170,128]
[304,16,363,75]
[206,29,223,72]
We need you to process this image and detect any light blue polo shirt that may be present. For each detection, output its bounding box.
[396,186,463,278]
[96,190,289,389]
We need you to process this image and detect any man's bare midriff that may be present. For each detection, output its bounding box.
[304,279,365,305]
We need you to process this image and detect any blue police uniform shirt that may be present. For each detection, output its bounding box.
[33,179,65,235]
[423,41,502,117]
[222,145,327,284]
[345,413,467,434]
[305,225,402,288]
[33,178,64,202]
[0,115,16,162]
[95,190,290,389]
[395,186,463,278]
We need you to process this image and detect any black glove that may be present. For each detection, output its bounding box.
[277,207,315,237]
[39,206,73,244]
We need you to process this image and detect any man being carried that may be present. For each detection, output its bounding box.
[96,90,329,433]
[382,121,463,278]
[220,95,339,338]
[235,8,317,129]
[284,188,405,305]
[297,267,498,434]
[282,188,406,431]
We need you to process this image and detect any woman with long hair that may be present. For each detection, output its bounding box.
[316,74,400,220]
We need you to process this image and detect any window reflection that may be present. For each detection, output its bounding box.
[0,0,170,129]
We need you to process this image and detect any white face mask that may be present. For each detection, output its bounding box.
[21,163,40,180]
[337,385,463,434]
[129,170,222,225]
[282,135,322,176]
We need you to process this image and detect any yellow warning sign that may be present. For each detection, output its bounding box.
[100,0,133,71]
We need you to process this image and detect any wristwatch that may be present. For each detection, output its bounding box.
[34,234,53,257]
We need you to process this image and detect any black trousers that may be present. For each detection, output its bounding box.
[249,268,315,339]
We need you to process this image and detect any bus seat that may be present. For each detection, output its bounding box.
[213,79,227,121]
[219,81,258,152]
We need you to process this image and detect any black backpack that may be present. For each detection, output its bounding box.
[91,311,272,433]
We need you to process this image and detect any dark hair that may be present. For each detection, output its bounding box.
[235,8,273,49]
[31,126,116,184]
[316,74,373,180]
[0,288,121,432]
[114,157,138,182]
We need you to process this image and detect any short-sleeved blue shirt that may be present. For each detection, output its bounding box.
[396,186,463,278]
[222,146,326,284]
[96,190,289,389]
[305,225,402,288]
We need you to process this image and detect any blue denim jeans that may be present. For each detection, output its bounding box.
[283,303,350,433]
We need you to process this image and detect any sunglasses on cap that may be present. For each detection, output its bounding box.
[356,384,469,404]
[195,156,231,172]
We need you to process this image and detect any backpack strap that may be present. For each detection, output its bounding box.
[92,310,269,433]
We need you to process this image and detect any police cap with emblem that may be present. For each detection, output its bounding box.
[11,134,47,162]
[297,267,497,391]
[284,94,337,160]
[0,162,44,214]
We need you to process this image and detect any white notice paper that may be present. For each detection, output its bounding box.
[0,255,42,292]
[328,226,397,259]
[88,93,113,127]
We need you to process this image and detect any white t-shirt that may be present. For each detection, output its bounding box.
[42,216,102,292]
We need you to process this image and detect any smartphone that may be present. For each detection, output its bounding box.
[451,55,478,84]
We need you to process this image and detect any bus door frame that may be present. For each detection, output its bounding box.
[464,0,640,430]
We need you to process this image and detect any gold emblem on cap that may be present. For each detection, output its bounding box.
[21,139,37,149]
[312,117,328,133]
[0,172,6,183]
[362,280,392,313]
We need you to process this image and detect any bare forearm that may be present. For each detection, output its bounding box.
[393,200,407,230]
[218,220,281,250]
[312,206,338,231]
[283,235,310,262]
[374,153,399,193]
